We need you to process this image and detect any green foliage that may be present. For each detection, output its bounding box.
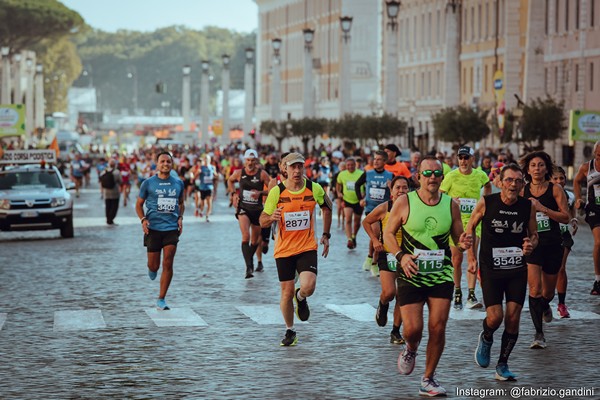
[519,97,566,151]
[358,113,406,145]
[0,0,84,53]
[260,119,286,151]
[329,114,362,141]
[289,117,328,154]
[431,105,490,145]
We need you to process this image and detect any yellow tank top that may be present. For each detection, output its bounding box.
[381,200,403,252]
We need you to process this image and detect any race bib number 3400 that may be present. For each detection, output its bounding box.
[157,197,176,213]
[283,210,310,231]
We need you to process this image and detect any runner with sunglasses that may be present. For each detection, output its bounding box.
[440,146,491,310]
[384,156,473,397]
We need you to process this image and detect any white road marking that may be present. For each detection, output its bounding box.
[145,307,208,327]
[325,303,376,322]
[236,305,286,325]
[0,313,6,330]
[449,307,486,320]
[53,309,107,331]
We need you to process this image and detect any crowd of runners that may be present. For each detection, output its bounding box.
[61,139,600,397]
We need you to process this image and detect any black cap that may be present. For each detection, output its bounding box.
[384,144,401,155]
[458,146,475,157]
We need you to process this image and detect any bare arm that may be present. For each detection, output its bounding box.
[382,195,407,257]
[573,162,588,209]
[362,202,387,252]
[482,181,492,196]
[524,204,539,255]
[450,199,473,252]
[465,197,486,273]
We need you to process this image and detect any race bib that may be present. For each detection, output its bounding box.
[492,247,524,270]
[203,175,213,184]
[459,198,477,214]
[157,197,176,213]
[369,187,386,201]
[346,181,355,191]
[536,212,550,232]
[242,189,259,204]
[594,184,600,205]
[385,253,398,272]
[560,223,568,234]
[414,249,445,274]
[283,210,310,231]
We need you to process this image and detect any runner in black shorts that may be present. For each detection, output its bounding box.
[553,167,579,318]
[468,164,538,381]
[228,149,271,278]
[573,140,600,295]
[520,151,570,349]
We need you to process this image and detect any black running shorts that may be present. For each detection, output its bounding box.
[396,281,453,306]
[236,208,262,226]
[275,250,318,282]
[480,268,527,307]
[527,244,562,275]
[585,205,600,229]
[343,201,364,215]
[144,229,179,252]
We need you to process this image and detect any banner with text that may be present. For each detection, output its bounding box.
[0,104,26,137]
[570,109,600,142]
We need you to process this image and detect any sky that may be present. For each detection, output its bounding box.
[61,0,258,34]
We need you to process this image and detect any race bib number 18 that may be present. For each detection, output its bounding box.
[536,212,550,232]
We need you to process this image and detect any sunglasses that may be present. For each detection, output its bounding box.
[503,177,524,185]
[421,169,444,177]
[458,155,471,160]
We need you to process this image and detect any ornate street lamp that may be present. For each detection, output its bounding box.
[244,48,254,139]
[339,18,353,115]
[386,1,401,30]
[384,1,401,116]
[340,16,353,43]
[303,28,315,118]
[271,38,282,122]
[200,60,210,144]
[447,0,461,13]
[182,65,191,131]
[222,54,231,143]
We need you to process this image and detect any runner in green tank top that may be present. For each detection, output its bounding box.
[383,156,473,397]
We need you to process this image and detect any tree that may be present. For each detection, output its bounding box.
[518,97,566,152]
[259,119,285,151]
[358,113,406,146]
[0,0,84,53]
[431,105,491,145]
[290,117,328,155]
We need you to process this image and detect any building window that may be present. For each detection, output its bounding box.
[485,2,489,38]
[500,0,505,35]
[576,0,580,29]
[556,0,561,33]
[437,10,441,46]
[592,0,596,27]
[545,0,549,34]
[470,67,474,93]
[471,6,475,41]
[484,64,488,92]
[591,62,594,91]
[555,66,559,93]
[575,63,579,92]
[478,4,482,40]
[544,68,548,93]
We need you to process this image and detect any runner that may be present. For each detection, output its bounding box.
[70,153,87,198]
[362,175,409,344]
[520,151,570,349]
[331,160,346,230]
[356,150,394,275]
[573,140,600,295]
[336,157,365,249]
[228,149,271,278]
[440,145,491,310]
[118,156,132,207]
[552,166,579,318]
[468,163,538,381]
[383,156,473,397]
[383,144,411,178]
[197,154,218,222]
[260,152,332,346]
[135,151,185,311]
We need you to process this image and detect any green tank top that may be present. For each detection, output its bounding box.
[400,191,454,287]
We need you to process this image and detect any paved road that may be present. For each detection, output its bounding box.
[1,179,599,399]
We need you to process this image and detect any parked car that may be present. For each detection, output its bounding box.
[0,164,75,238]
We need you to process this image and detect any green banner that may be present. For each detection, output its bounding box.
[0,104,26,137]
[570,109,600,142]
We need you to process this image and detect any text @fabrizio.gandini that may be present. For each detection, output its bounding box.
[455,386,595,398]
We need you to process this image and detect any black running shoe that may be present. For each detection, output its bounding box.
[390,331,405,345]
[256,261,264,272]
[280,329,298,346]
[262,242,269,254]
[294,288,310,321]
[375,302,389,327]
[591,281,600,296]
[245,266,254,279]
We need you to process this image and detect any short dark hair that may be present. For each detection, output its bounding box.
[374,150,388,162]
[499,163,522,181]
[391,175,410,189]
[419,155,442,172]
[554,166,566,176]
[156,151,173,161]
[519,151,554,182]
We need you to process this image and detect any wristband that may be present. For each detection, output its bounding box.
[570,218,578,224]
[140,217,147,224]
[178,216,183,220]
[394,251,403,262]
[322,232,331,239]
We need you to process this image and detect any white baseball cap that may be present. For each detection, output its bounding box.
[243,149,258,159]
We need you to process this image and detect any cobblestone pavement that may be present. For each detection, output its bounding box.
[1,179,599,399]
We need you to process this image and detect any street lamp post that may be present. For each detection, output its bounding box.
[243,48,254,141]
[34,63,44,133]
[25,58,34,144]
[222,54,230,144]
[271,38,282,122]
[200,60,210,146]
[1,46,11,104]
[182,65,191,132]
[13,53,22,105]
[339,17,353,116]
[303,28,315,118]
[385,1,400,116]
